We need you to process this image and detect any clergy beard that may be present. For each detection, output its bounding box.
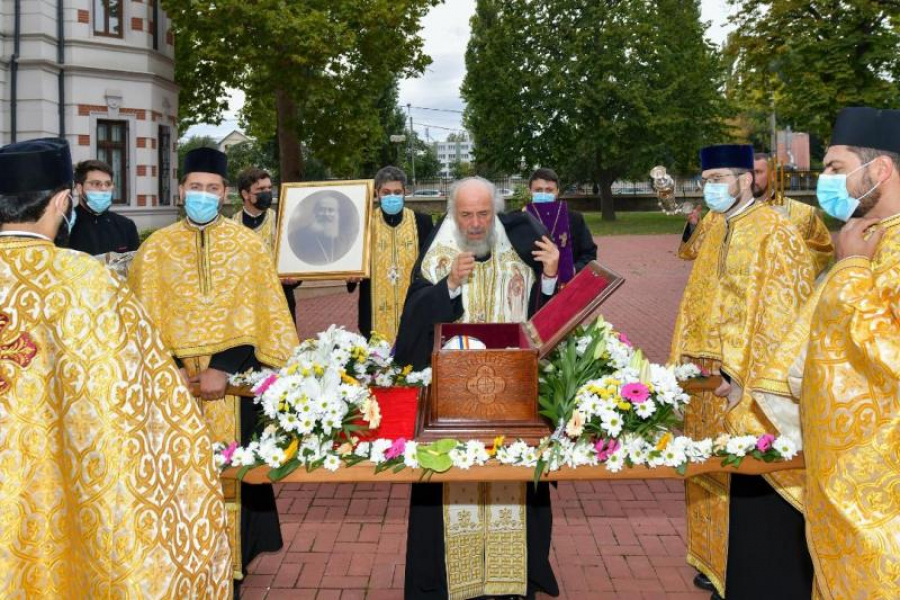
[310,219,340,239]
[852,170,882,217]
[454,220,497,259]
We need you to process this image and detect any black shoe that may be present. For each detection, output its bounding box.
[711,592,724,600]
[694,573,716,592]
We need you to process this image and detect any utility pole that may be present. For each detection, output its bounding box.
[407,103,416,186]
[769,91,777,157]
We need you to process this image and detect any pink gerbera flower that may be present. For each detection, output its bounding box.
[254,373,278,395]
[222,441,239,465]
[618,333,633,347]
[385,438,407,460]
[756,434,776,452]
[621,382,650,404]
[594,438,622,461]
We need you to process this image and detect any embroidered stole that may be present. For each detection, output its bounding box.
[420,216,531,598]
[370,208,419,342]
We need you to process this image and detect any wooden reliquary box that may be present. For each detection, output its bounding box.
[416,261,624,443]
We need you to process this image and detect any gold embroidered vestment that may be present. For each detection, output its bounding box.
[0,237,231,599]
[801,214,900,600]
[370,207,419,342]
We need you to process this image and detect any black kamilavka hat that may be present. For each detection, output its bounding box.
[831,107,900,154]
[0,137,73,194]
[183,147,228,178]
[699,144,755,171]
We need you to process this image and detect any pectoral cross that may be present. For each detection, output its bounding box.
[388,265,400,285]
[0,312,38,393]
[560,232,568,248]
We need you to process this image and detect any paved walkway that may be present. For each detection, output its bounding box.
[242,233,710,600]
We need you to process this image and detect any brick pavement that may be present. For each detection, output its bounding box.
[243,233,710,600]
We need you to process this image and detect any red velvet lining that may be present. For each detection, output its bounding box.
[438,323,525,349]
[530,267,611,344]
[356,386,419,441]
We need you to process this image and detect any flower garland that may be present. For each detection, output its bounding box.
[214,320,799,481]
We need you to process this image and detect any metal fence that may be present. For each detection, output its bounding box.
[408,171,822,197]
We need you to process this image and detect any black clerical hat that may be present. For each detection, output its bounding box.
[831,107,900,154]
[0,137,73,195]
[183,147,228,179]
[699,144,754,171]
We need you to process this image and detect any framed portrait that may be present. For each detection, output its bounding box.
[274,180,373,280]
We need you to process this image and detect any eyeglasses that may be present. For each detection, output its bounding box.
[700,173,736,186]
[84,180,114,189]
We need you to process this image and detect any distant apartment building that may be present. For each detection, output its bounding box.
[433,133,473,178]
[1,0,180,228]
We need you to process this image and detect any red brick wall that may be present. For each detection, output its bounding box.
[131,17,142,31]
[77,9,89,24]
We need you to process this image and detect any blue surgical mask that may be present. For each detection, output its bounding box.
[703,182,739,213]
[532,192,555,204]
[184,191,220,224]
[380,194,404,215]
[816,160,879,222]
[62,194,77,233]
[85,190,113,214]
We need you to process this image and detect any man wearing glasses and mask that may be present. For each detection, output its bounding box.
[67,159,139,255]
[671,144,817,600]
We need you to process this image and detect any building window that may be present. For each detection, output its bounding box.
[158,125,171,205]
[97,120,128,204]
[94,0,123,37]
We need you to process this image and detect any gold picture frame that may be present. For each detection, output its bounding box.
[274,180,373,280]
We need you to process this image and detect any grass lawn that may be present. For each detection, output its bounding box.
[582,211,688,236]
[582,210,843,236]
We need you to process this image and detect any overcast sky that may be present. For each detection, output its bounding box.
[186,1,735,142]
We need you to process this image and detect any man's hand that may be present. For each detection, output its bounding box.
[713,378,731,398]
[687,204,702,226]
[347,276,363,284]
[280,277,300,285]
[836,217,884,261]
[179,367,196,389]
[448,252,476,291]
[532,236,560,278]
[199,368,229,400]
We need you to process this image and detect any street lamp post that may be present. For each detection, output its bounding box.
[389,134,406,167]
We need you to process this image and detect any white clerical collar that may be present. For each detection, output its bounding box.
[0,230,52,241]
[725,197,756,221]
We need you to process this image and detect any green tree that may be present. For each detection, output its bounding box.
[225,138,279,184]
[724,0,900,145]
[176,135,217,179]
[462,0,726,220]
[164,0,440,182]
[399,132,442,181]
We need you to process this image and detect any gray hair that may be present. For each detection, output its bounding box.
[447,176,505,215]
[374,165,408,191]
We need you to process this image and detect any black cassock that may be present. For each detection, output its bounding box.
[348,208,435,338]
[68,204,140,255]
[394,212,560,600]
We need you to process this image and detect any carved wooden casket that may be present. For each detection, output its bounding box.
[416,261,624,443]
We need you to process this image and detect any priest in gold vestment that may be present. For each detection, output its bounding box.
[395,177,560,600]
[233,166,301,321]
[800,107,900,600]
[347,166,433,341]
[129,148,299,594]
[0,138,231,599]
[670,144,817,599]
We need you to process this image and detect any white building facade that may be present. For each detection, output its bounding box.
[433,134,473,178]
[0,0,180,229]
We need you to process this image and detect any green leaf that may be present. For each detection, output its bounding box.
[268,457,302,481]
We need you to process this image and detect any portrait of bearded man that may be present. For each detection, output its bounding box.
[288,190,359,265]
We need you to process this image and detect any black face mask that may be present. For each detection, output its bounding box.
[254,191,273,211]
